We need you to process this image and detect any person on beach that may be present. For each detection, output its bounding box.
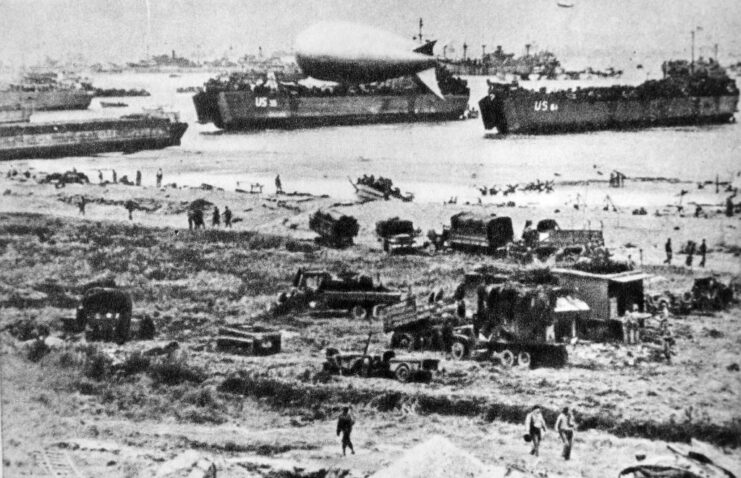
[555,407,576,460]
[78,196,86,216]
[156,168,163,188]
[212,206,220,227]
[124,200,135,220]
[98,170,103,184]
[685,241,695,267]
[275,174,283,194]
[112,169,118,184]
[699,239,707,267]
[136,170,142,186]
[664,238,672,265]
[524,405,548,457]
[336,407,355,456]
[223,206,232,228]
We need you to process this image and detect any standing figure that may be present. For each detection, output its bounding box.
[664,238,672,265]
[212,206,220,227]
[156,168,163,188]
[699,239,707,267]
[224,206,232,228]
[555,407,576,460]
[685,241,695,267]
[524,405,548,457]
[78,196,86,216]
[98,170,103,184]
[336,407,355,456]
[124,200,135,220]
[275,174,283,194]
[112,169,118,184]
[135,169,142,186]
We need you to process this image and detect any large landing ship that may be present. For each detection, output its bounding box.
[193,22,470,130]
[479,59,738,134]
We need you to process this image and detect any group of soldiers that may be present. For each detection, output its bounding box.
[97,168,164,188]
[664,238,708,267]
[187,205,233,230]
[478,179,555,197]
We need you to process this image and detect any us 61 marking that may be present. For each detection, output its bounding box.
[534,101,559,112]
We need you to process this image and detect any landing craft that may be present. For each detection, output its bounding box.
[295,22,444,98]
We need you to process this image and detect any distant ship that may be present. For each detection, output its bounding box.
[0,72,94,111]
[0,105,32,124]
[0,110,187,160]
[479,58,739,134]
[193,67,470,130]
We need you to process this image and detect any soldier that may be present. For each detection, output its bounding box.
[124,200,135,220]
[78,196,86,216]
[98,170,103,184]
[112,169,118,184]
[663,238,672,265]
[135,169,142,186]
[275,174,283,194]
[212,206,220,227]
[524,405,548,457]
[555,407,576,460]
[336,407,355,456]
[224,206,232,228]
[156,168,163,188]
[685,240,695,267]
[699,239,707,267]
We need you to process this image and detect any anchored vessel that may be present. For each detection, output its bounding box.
[0,105,32,124]
[193,68,469,130]
[0,72,94,111]
[0,111,187,160]
[479,59,739,134]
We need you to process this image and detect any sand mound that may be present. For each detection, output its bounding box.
[370,435,512,478]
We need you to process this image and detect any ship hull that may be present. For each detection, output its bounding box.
[0,108,32,124]
[0,118,188,160]
[479,94,738,134]
[194,91,469,130]
[0,90,93,111]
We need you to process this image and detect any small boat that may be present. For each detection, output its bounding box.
[557,1,575,7]
[349,176,414,203]
[100,101,128,108]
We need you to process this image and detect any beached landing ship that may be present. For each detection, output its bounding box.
[0,110,188,160]
[193,21,470,130]
[0,72,94,111]
[479,58,739,134]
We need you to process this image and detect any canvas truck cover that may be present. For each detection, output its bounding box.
[450,212,514,248]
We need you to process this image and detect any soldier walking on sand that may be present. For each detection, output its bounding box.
[699,239,707,267]
[336,407,355,456]
[124,200,135,220]
[685,240,695,267]
[555,407,576,460]
[156,168,163,188]
[212,206,220,227]
[136,169,142,186]
[663,238,672,265]
[78,196,86,216]
[112,169,118,184]
[524,405,548,457]
[275,174,283,194]
[224,206,232,228]
[98,170,103,184]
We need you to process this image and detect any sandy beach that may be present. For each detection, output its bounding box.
[1,164,740,477]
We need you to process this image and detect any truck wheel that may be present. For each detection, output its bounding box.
[394,364,411,382]
[372,304,385,319]
[517,351,531,369]
[451,340,467,360]
[498,349,514,368]
[115,313,131,345]
[351,305,368,321]
[398,333,415,351]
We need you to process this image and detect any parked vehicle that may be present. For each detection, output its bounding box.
[323,347,438,382]
[375,217,421,253]
[309,209,359,247]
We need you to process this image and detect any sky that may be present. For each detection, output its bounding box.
[1,0,740,67]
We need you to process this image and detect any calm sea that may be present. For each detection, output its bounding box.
[10,71,741,207]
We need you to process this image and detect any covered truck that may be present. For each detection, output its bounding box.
[445,212,514,255]
[375,217,420,253]
[309,209,359,247]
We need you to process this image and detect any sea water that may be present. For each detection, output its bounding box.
[10,72,741,208]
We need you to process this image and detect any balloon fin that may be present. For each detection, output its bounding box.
[416,67,444,99]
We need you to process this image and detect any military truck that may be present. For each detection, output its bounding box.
[309,209,359,247]
[269,268,402,319]
[375,217,420,253]
[444,212,514,255]
[62,287,154,344]
[323,347,439,382]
